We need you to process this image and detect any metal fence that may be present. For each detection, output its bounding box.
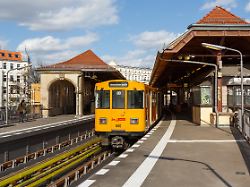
[235,109,250,141]
[0,105,42,126]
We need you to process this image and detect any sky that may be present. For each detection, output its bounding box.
[1,0,250,68]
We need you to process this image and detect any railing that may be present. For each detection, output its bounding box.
[0,106,42,126]
[235,109,250,142]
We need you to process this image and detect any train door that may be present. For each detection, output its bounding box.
[151,92,156,123]
[145,90,150,129]
[110,90,126,131]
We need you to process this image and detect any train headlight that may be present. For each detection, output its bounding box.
[130,118,139,124]
[99,117,107,124]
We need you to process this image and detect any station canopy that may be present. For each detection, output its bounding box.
[150,6,250,88]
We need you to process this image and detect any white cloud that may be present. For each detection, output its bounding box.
[0,0,118,31]
[103,30,179,68]
[103,49,157,68]
[16,33,99,65]
[201,0,237,10]
[17,33,98,52]
[246,2,250,12]
[129,30,180,50]
[0,39,8,49]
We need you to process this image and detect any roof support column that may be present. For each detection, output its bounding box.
[76,74,84,117]
[217,52,223,112]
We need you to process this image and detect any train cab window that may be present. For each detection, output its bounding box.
[96,90,110,109]
[128,90,144,109]
[112,90,125,109]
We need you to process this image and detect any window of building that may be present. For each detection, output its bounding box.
[3,87,6,94]
[10,86,14,94]
[10,75,14,82]
[17,64,20,68]
[16,87,20,94]
[8,54,12,58]
[3,63,6,69]
[1,53,4,57]
[3,74,6,82]
[17,75,20,83]
[10,63,13,69]
[15,54,19,58]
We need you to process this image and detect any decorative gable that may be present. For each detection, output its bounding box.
[197,6,248,24]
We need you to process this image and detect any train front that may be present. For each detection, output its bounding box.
[95,80,146,149]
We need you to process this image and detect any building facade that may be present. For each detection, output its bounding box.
[109,61,152,84]
[36,50,123,117]
[0,50,29,109]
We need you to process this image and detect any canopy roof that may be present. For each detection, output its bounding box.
[150,6,250,88]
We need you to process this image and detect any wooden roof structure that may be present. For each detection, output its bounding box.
[150,6,250,87]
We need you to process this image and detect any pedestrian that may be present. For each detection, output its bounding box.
[17,100,26,122]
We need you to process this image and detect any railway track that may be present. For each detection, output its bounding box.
[0,129,95,173]
[0,137,112,187]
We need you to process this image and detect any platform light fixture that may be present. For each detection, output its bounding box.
[202,42,244,131]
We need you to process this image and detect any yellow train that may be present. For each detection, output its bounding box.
[95,80,160,149]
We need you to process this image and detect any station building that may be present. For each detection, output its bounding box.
[37,50,123,117]
[150,6,250,126]
[0,50,29,108]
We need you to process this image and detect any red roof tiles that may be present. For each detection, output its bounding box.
[197,6,248,24]
[46,50,110,70]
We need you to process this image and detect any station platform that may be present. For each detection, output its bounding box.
[79,113,250,187]
[0,114,94,143]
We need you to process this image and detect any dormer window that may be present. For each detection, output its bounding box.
[8,54,12,58]
[15,54,19,58]
[1,53,4,57]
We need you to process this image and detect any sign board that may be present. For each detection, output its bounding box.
[109,82,128,87]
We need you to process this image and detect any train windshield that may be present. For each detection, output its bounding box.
[127,90,144,109]
[112,90,125,109]
[95,90,110,109]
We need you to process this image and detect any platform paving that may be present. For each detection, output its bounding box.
[80,113,250,187]
[0,114,94,134]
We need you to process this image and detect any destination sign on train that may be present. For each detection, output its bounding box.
[109,82,128,87]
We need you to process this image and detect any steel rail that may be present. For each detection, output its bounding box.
[0,138,102,186]
[0,129,95,172]
[18,146,101,187]
[51,151,112,187]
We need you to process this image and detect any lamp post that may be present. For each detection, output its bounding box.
[201,43,244,130]
[5,64,32,124]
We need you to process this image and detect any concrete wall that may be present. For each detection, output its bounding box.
[40,72,79,117]
[192,106,213,126]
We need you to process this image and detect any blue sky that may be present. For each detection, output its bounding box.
[0,0,250,68]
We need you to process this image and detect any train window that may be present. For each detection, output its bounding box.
[128,90,144,109]
[112,90,125,109]
[96,90,110,109]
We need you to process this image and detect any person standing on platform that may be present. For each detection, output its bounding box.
[17,100,26,122]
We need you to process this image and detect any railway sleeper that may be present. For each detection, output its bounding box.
[50,151,111,187]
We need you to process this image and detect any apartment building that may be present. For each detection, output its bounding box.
[0,50,29,108]
[109,61,152,84]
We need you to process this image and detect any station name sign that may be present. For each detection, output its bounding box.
[109,82,128,87]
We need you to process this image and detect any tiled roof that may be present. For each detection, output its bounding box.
[45,50,110,70]
[197,6,248,24]
[0,50,22,61]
